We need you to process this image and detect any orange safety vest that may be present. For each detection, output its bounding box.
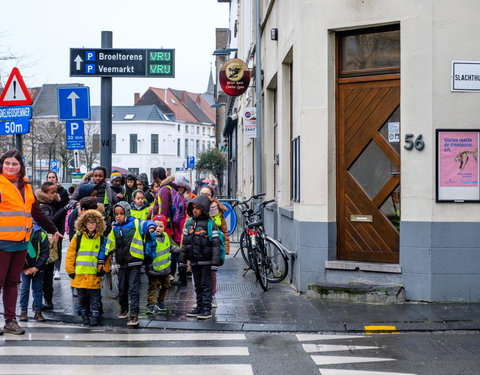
[0,174,35,242]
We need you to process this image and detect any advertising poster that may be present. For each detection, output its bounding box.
[244,107,257,138]
[437,130,480,201]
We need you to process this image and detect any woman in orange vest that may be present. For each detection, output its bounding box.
[0,149,61,335]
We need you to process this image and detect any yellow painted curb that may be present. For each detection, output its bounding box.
[364,325,398,334]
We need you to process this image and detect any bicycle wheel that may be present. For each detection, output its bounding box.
[239,230,254,268]
[264,237,289,283]
[253,246,268,291]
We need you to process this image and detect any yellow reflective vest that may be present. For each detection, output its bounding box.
[152,233,171,271]
[75,236,102,275]
[104,219,145,260]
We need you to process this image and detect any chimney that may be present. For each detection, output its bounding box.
[196,95,201,104]
[134,93,140,104]
[181,92,187,103]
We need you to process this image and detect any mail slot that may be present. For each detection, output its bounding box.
[350,215,373,223]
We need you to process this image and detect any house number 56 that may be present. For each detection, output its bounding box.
[404,133,425,151]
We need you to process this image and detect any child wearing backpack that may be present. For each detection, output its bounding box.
[179,195,222,320]
[198,185,229,308]
[130,190,150,220]
[65,209,108,326]
[144,214,176,313]
[19,221,50,323]
[98,201,156,326]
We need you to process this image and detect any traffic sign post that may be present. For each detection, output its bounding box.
[68,31,176,175]
[66,121,85,150]
[0,68,33,153]
[70,48,175,77]
[186,156,195,169]
[57,87,91,121]
[50,160,58,174]
[0,119,30,135]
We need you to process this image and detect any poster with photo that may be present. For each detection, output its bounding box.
[437,130,480,202]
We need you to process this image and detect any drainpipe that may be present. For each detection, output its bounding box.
[255,0,262,195]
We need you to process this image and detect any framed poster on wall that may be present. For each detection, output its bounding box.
[436,129,480,202]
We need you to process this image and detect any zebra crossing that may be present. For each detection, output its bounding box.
[297,333,418,375]
[0,322,253,375]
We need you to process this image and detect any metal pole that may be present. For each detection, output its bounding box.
[255,0,262,195]
[15,134,22,154]
[100,31,113,175]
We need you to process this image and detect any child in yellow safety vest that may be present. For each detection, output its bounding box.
[130,190,150,221]
[144,214,178,314]
[65,209,109,326]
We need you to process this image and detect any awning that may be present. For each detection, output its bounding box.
[222,115,238,137]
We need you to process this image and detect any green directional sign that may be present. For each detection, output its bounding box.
[70,48,175,78]
[147,49,174,77]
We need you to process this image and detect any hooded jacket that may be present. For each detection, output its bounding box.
[98,201,156,267]
[65,209,110,289]
[124,173,138,204]
[35,189,67,232]
[179,195,221,266]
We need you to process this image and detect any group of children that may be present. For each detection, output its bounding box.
[21,171,224,327]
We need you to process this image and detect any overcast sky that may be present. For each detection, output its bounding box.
[0,0,229,106]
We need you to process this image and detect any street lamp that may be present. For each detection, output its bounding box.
[212,47,238,56]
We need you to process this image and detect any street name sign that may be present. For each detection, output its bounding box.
[70,48,175,77]
[0,119,30,135]
[0,105,32,120]
[66,120,85,150]
[57,87,91,121]
[0,68,33,106]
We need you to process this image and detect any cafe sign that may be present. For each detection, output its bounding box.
[219,58,250,96]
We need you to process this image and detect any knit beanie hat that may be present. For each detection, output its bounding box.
[152,214,167,228]
[78,183,97,199]
[110,170,122,183]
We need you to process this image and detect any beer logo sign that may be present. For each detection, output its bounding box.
[219,58,250,96]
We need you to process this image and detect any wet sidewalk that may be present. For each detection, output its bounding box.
[15,245,480,332]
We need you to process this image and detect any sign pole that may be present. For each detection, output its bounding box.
[100,30,113,175]
[15,134,22,154]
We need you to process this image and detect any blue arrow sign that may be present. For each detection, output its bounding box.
[57,87,90,121]
[66,120,85,150]
[0,105,32,120]
[0,119,30,135]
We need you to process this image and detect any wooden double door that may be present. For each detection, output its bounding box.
[336,75,400,263]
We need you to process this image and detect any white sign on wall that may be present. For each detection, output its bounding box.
[451,61,480,92]
[243,107,257,138]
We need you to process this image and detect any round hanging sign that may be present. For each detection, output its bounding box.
[219,58,251,96]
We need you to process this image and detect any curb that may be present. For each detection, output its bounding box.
[41,311,480,333]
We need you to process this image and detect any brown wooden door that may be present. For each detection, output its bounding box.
[337,76,400,263]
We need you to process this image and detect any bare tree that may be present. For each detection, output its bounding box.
[79,122,100,171]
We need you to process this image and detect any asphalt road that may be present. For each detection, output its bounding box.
[0,322,478,375]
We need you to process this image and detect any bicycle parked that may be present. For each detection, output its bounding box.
[233,194,289,291]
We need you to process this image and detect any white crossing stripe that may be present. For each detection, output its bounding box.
[312,355,395,365]
[0,346,248,357]
[319,370,417,375]
[297,334,364,341]
[0,364,254,375]
[303,343,379,353]
[2,332,246,341]
[21,322,85,329]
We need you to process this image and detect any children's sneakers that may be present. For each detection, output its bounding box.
[156,301,167,311]
[145,305,155,314]
[19,311,28,322]
[34,311,46,322]
[118,309,129,319]
[212,297,217,308]
[197,310,212,320]
[186,307,202,317]
[127,315,139,326]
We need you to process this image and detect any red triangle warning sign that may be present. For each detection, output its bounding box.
[0,68,33,106]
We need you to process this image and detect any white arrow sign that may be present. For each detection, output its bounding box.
[67,91,80,117]
[74,55,83,70]
[74,150,80,169]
